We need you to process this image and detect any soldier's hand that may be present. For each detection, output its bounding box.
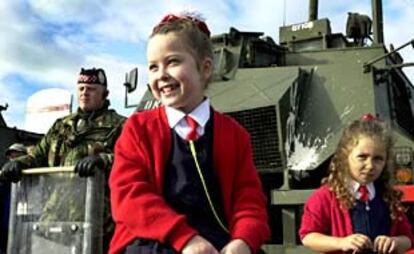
[0,160,24,183]
[74,155,104,177]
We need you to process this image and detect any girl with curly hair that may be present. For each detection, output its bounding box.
[299,114,413,254]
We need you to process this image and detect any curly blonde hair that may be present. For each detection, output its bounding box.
[322,117,405,220]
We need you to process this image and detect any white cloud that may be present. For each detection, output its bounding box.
[0,0,82,91]
[27,0,104,24]
[1,0,414,129]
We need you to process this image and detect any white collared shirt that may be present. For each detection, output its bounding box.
[165,98,210,140]
[349,180,376,201]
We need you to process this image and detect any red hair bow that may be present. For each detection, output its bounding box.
[153,13,211,37]
[360,113,376,121]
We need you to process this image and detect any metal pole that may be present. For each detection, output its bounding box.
[372,0,384,44]
[363,39,414,72]
[309,0,318,21]
[22,166,74,174]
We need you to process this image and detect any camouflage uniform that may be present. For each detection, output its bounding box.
[15,100,126,248]
[17,101,125,169]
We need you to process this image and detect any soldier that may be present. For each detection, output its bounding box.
[5,143,27,160]
[0,67,126,252]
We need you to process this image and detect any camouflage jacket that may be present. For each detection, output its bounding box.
[17,102,126,169]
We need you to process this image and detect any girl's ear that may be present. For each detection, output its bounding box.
[201,57,214,82]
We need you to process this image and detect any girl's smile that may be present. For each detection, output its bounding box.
[160,83,179,94]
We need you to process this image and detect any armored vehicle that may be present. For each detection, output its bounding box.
[124,0,414,252]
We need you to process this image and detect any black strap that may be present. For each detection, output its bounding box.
[123,238,177,254]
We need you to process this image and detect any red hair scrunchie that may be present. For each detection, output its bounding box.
[360,113,376,121]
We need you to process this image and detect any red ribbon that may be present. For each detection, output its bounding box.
[360,113,376,121]
[153,14,211,37]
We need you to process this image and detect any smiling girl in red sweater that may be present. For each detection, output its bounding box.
[109,13,269,254]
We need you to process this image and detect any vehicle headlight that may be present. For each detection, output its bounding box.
[394,146,413,185]
[395,146,413,166]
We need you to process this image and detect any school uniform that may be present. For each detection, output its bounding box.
[299,183,414,254]
[349,181,391,243]
[109,99,270,254]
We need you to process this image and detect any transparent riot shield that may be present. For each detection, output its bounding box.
[7,167,104,254]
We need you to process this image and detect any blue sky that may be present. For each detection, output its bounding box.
[1,0,414,133]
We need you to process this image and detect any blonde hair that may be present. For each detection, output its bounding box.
[322,117,404,220]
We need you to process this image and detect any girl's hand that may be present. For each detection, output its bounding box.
[220,239,251,254]
[182,235,219,254]
[339,234,372,253]
[373,235,396,254]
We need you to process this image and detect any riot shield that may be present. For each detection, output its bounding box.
[7,167,104,254]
